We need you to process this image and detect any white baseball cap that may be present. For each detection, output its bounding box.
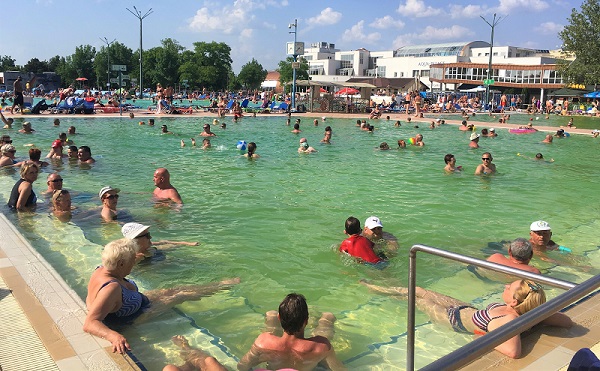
[365,216,383,229]
[530,220,551,231]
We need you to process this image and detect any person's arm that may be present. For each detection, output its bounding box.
[16,182,32,210]
[0,110,8,125]
[474,164,483,175]
[323,346,347,371]
[153,240,199,247]
[488,315,521,358]
[83,283,130,353]
[169,189,183,204]
[237,341,266,371]
[541,312,573,328]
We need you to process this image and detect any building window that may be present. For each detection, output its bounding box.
[412,70,420,77]
[420,70,429,77]
[493,52,498,56]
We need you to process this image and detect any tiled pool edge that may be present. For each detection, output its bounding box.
[0,213,140,370]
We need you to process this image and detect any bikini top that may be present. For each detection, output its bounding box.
[471,302,507,332]
[99,279,150,317]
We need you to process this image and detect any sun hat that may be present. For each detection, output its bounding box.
[51,139,63,148]
[365,216,383,229]
[212,119,219,125]
[530,220,551,231]
[23,121,31,127]
[121,222,150,239]
[490,128,495,132]
[470,133,480,140]
[99,186,120,199]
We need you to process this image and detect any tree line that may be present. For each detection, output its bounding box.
[0,38,308,93]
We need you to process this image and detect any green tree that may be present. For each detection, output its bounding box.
[277,57,309,93]
[71,45,97,85]
[95,42,134,89]
[55,56,77,87]
[180,41,232,91]
[558,0,600,85]
[47,56,62,72]
[24,58,48,73]
[0,55,17,71]
[228,71,242,91]
[238,58,267,90]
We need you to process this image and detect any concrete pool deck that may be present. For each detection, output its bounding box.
[0,213,140,370]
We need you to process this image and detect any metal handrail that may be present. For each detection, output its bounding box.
[406,244,590,371]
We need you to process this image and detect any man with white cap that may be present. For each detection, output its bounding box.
[469,132,480,148]
[99,186,120,221]
[529,220,563,253]
[488,128,498,137]
[122,222,198,262]
[362,216,399,256]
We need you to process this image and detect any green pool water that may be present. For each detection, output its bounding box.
[0,115,598,369]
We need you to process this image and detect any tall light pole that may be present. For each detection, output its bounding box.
[99,37,116,91]
[480,13,504,112]
[289,19,298,111]
[126,6,153,99]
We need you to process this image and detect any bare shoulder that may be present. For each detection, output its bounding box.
[254,332,280,349]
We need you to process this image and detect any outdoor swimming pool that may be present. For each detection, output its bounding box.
[0,114,599,369]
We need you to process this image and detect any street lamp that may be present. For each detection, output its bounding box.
[480,13,504,112]
[99,37,116,91]
[126,6,153,99]
[289,19,298,111]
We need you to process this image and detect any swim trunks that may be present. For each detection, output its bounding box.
[14,92,24,106]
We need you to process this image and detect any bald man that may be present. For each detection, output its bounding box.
[152,168,183,204]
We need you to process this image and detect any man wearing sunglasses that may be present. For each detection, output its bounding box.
[475,152,496,175]
[99,186,120,221]
[43,172,64,195]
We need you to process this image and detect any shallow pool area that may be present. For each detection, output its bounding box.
[0,115,599,369]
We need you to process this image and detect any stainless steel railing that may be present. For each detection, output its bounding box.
[406,244,597,371]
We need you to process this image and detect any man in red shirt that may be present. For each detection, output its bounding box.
[339,216,383,264]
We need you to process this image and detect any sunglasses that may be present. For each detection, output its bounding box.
[3,140,12,144]
[50,179,63,183]
[482,158,492,161]
[105,194,119,200]
[136,232,151,239]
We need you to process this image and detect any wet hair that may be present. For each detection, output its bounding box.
[356,119,361,126]
[293,123,300,130]
[79,146,91,156]
[279,293,309,334]
[481,128,489,135]
[535,153,543,159]
[379,142,390,150]
[59,132,67,140]
[509,238,533,262]
[345,216,361,235]
[444,154,455,164]
[461,120,467,126]
[68,126,76,133]
[68,145,78,153]
[325,126,332,132]
[29,148,42,161]
[398,140,406,148]
[52,189,70,206]
[247,142,257,157]
[101,238,136,271]
[512,280,546,315]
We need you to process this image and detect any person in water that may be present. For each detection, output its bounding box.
[475,152,496,175]
[237,293,345,371]
[361,279,572,358]
[244,142,260,159]
[83,238,240,354]
[7,162,39,210]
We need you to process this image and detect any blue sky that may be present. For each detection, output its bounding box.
[1,0,575,73]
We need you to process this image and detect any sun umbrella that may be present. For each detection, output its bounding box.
[335,87,360,95]
[75,77,88,81]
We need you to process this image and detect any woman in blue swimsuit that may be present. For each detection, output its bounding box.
[84,238,240,354]
[361,279,572,358]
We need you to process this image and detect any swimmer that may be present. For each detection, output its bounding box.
[201,138,211,149]
[414,133,424,146]
[313,119,319,126]
[362,216,399,256]
[200,124,216,137]
[469,133,480,148]
[321,126,332,144]
[554,128,566,138]
[379,142,390,150]
[394,120,401,127]
[99,186,120,221]
[161,125,174,135]
[444,154,462,172]
[475,152,496,175]
[542,134,553,143]
[459,120,469,131]
[191,138,196,147]
[244,142,260,159]
[397,139,407,149]
[53,118,60,126]
[291,123,301,133]
[340,216,383,264]
[298,138,317,153]
[592,129,600,138]
[148,118,155,126]
[0,110,14,128]
[163,336,226,371]
[121,222,198,263]
[153,167,183,204]
[486,238,540,275]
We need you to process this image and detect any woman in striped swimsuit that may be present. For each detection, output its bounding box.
[84,238,240,354]
[361,279,572,358]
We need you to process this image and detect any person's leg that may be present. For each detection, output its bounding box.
[170,336,227,371]
[143,278,240,316]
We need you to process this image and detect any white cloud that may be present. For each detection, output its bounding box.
[240,28,254,39]
[392,25,474,46]
[188,0,255,34]
[535,21,563,34]
[341,21,381,44]
[370,16,405,30]
[497,0,549,11]
[396,0,443,17]
[449,4,490,19]
[306,7,342,27]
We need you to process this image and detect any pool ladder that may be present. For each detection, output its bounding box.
[406,244,600,371]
